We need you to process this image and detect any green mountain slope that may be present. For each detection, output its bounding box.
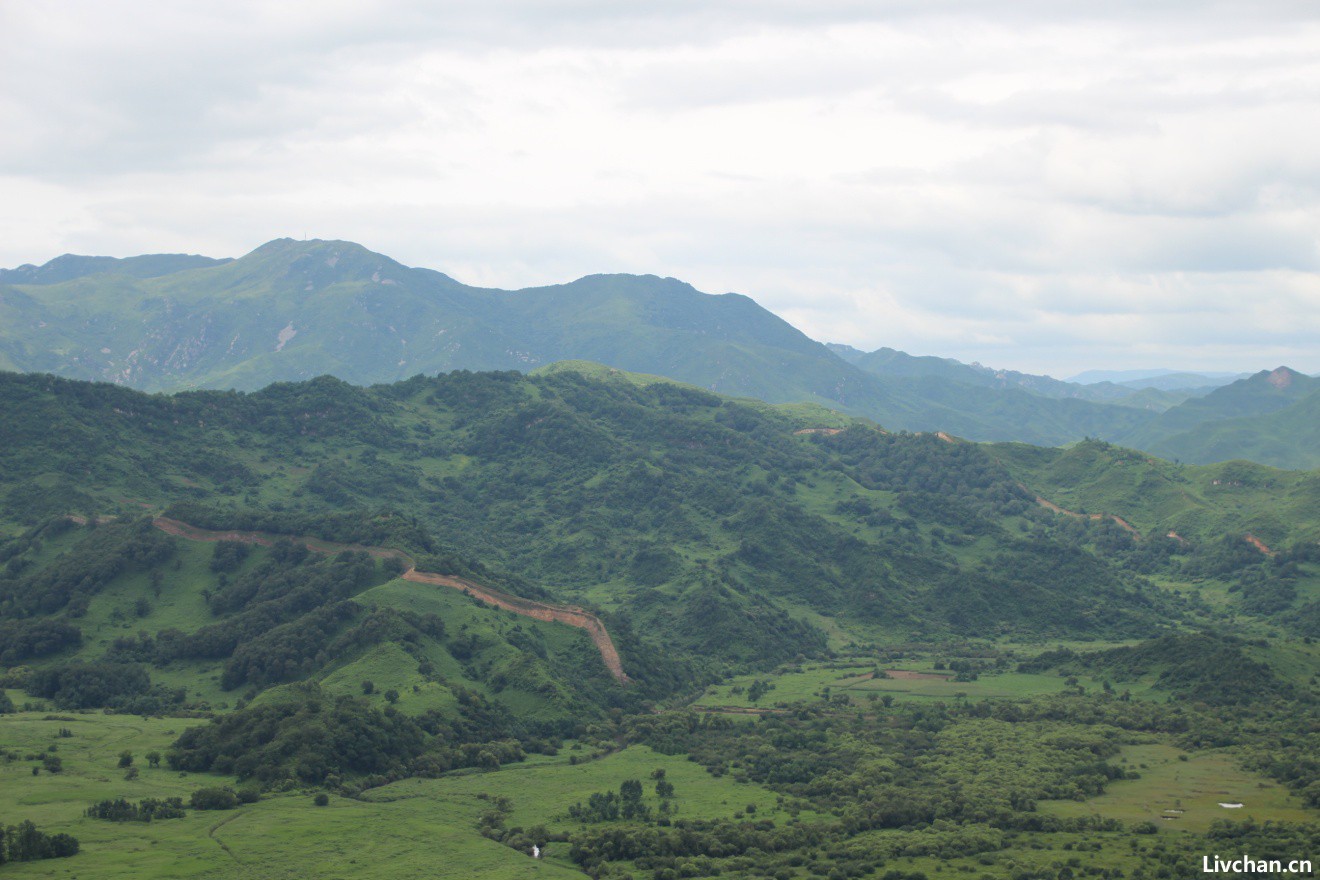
[1149,388,1320,470]
[3,367,1319,880]
[0,367,1201,677]
[1,239,1166,447]
[1114,368,1320,468]
[990,438,1320,545]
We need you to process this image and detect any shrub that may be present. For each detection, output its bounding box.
[189,787,239,811]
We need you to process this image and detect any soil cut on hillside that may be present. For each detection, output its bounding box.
[1032,494,1141,538]
[152,517,630,684]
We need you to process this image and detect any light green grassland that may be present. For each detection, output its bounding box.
[365,744,792,875]
[1042,743,1312,832]
[0,711,785,880]
[694,657,1157,709]
[73,538,264,707]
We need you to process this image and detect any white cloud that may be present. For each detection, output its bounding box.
[2,1,1320,376]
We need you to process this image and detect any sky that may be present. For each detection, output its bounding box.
[2,1,1319,378]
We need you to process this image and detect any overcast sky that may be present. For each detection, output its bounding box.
[2,2,1318,377]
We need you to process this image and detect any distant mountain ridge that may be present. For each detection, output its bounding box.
[1068,368,1250,389]
[1,238,1313,465]
[1114,367,1320,469]
[0,252,229,285]
[827,344,1200,410]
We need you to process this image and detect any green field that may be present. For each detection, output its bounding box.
[0,711,793,879]
[693,657,1162,710]
[1041,743,1312,832]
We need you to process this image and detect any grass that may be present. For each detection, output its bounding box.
[1042,743,1311,833]
[5,711,764,879]
[19,531,615,724]
[0,715,585,880]
[364,744,794,875]
[693,657,1161,709]
[70,538,263,707]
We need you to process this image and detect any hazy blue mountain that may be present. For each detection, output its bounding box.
[829,344,1196,411]
[1068,368,1248,391]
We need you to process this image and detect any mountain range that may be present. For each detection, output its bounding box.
[1,238,1315,468]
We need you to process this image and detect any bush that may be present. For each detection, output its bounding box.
[314,793,330,806]
[189,787,239,811]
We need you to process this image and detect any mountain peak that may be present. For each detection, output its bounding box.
[234,239,410,287]
[1264,366,1301,389]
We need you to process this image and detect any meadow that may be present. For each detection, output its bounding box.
[0,709,792,880]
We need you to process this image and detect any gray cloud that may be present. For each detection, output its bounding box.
[3,0,1320,377]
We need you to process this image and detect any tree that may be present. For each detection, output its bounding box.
[361,680,375,695]
[190,788,239,810]
[117,750,134,768]
[619,779,648,820]
[146,750,161,768]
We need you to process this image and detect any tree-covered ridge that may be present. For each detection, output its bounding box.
[0,514,633,728]
[7,364,1318,672]
[2,370,1319,879]
[990,438,1320,546]
[0,368,1202,670]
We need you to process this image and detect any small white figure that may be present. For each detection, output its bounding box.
[532,845,541,859]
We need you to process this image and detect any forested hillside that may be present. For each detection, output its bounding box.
[2,366,1318,879]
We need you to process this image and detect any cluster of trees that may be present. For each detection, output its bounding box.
[568,779,656,823]
[0,618,80,664]
[168,687,427,786]
[0,518,174,620]
[0,820,79,864]
[23,662,186,713]
[86,797,186,822]
[1022,633,1293,706]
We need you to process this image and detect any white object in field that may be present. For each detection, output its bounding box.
[532,845,540,859]
[1218,803,1244,809]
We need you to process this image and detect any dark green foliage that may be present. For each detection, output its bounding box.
[189,788,239,811]
[220,602,361,690]
[567,779,650,823]
[0,820,79,863]
[1024,632,1293,705]
[209,540,251,573]
[25,663,150,710]
[0,518,173,618]
[0,618,80,664]
[0,367,1204,699]
[168,688,427,786]
[86,797,186,822]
